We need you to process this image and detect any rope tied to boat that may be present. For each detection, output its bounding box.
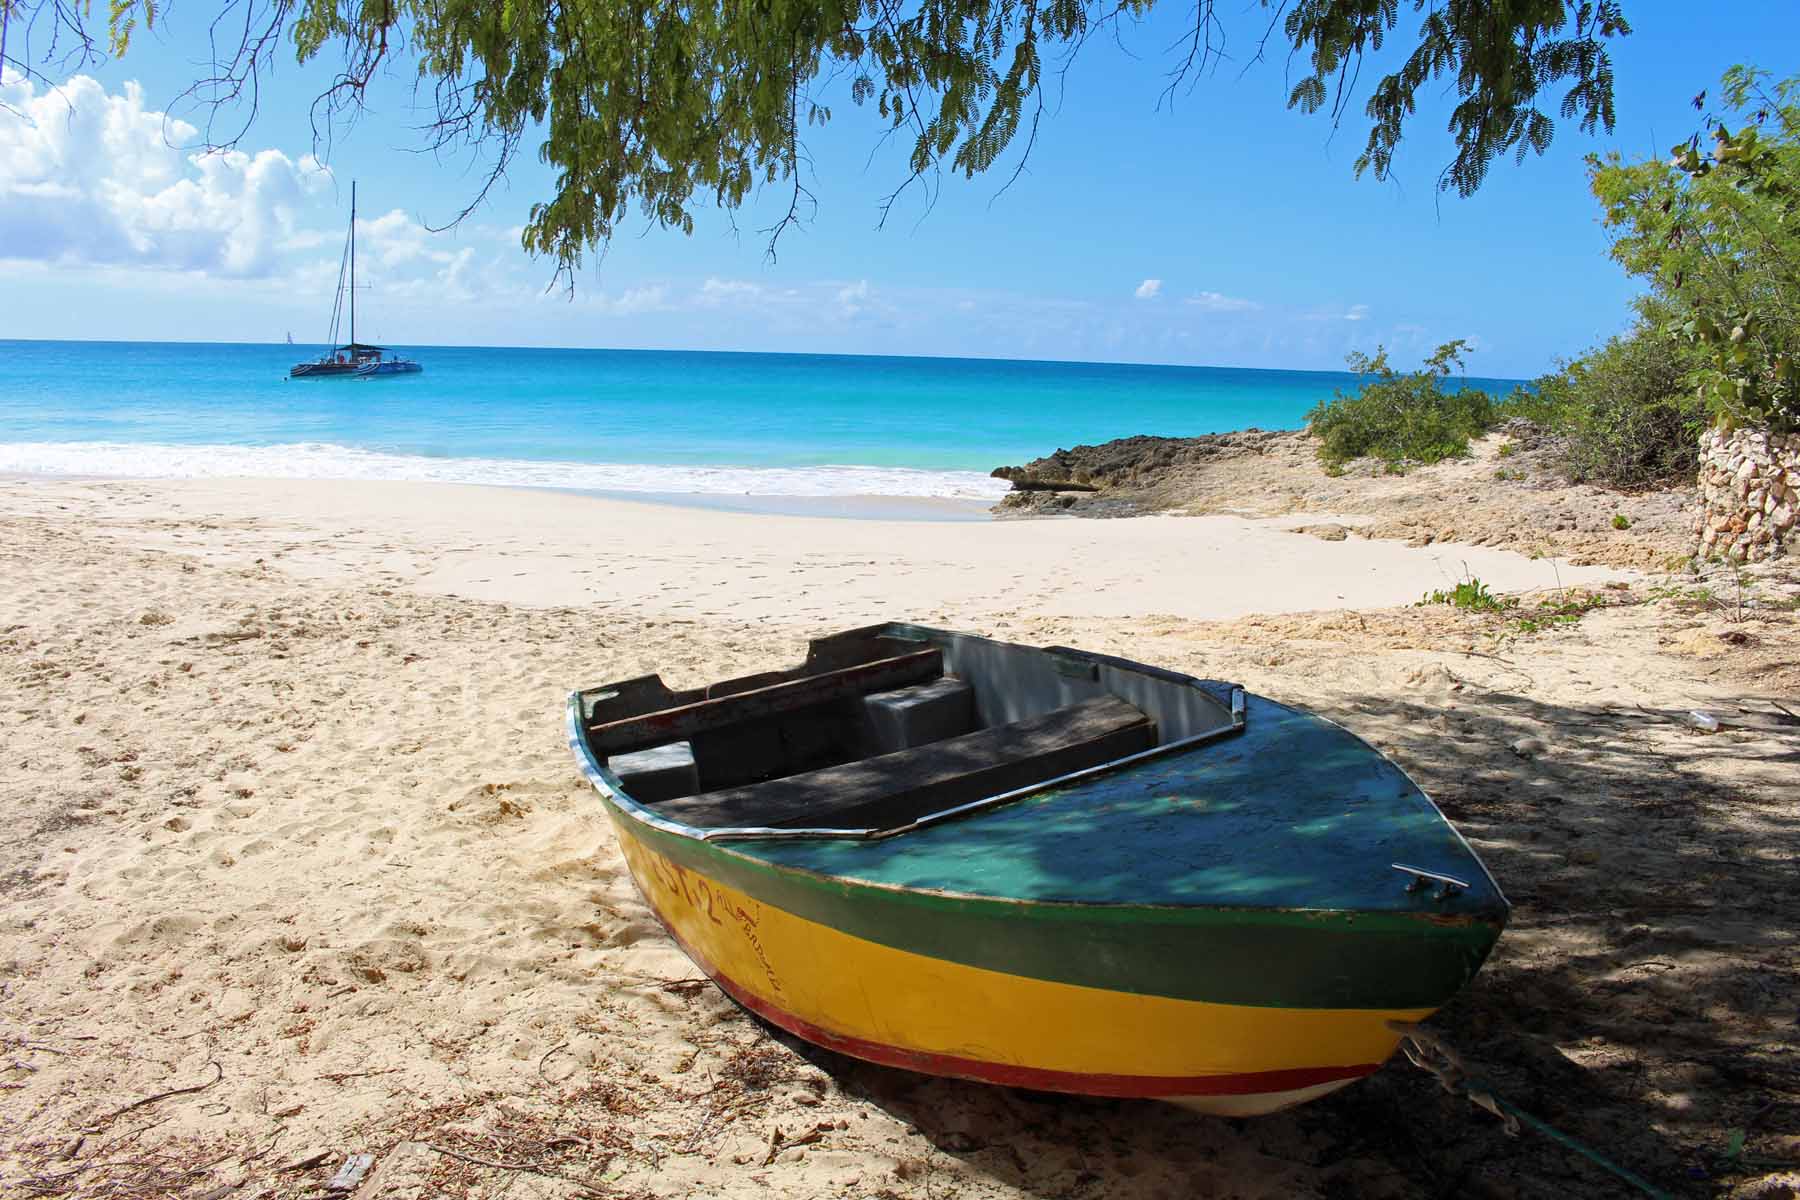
[1385,1020,1672,1200]
[1386,1020,1518,1134]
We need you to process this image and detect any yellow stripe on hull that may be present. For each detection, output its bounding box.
[615,823,1431,1097]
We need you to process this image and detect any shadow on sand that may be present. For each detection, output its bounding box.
[750,684,1800,1199]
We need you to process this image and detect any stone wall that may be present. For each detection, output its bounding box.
[1696,428,1799,562]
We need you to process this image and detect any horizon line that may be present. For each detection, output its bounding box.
[0,336,1530,383]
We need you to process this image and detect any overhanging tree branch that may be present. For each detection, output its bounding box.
[5,0,1635,274]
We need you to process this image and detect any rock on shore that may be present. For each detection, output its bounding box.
[991,431,1284,515]
[988,426,1702,570]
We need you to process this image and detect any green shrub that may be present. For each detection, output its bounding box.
[1309,340,1500,468]
[1419,578,1512,613]
[1498,382,1568,428]
[1612,513,1631,530]
[1518,322,1705,487]
[1513,591,1607,635]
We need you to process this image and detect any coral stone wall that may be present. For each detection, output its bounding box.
[1696,428,1799,562]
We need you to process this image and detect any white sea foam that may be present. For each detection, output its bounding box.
[0,441,1014,500]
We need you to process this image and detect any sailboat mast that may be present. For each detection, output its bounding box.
[349,181,356,349]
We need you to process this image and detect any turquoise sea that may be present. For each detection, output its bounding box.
[0,340,1522,499]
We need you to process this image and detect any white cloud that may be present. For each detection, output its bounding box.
[543,282,674,316]
[697,277,763,307]
[436,248,479,301]
[346,208,518,306]
[358,208,441,269]
[1183,290,1259,313]
[1300,302,1374,323]
[610,284,671,315]
[836,279,871,318]
[1134,278,1162,300]
[279,228,336,252]
[0,73,327,277]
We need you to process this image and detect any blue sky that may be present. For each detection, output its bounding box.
[2,1,1796,375]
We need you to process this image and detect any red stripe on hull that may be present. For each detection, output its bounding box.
[644,895,1379,1100]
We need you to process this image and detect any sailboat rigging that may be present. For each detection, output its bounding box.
[289,182,422,379]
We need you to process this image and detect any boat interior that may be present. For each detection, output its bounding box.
[573,624,1242,834]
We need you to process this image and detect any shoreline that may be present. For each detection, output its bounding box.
[2,475,1633,620]
[568,488,997,522]
[3,472,999,523]
[0,449,1013,505]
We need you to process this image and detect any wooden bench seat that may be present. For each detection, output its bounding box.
[587,647,942,757]
[653,696,1156,831]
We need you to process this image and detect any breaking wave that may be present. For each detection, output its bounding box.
[0,441,1013,500]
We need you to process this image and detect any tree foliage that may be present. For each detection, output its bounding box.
[1590,67,1800,432]
[1284,0,1627,196]
[1307,339,1500,468]
[2,0,1631,275]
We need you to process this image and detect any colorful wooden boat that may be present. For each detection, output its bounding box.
[567,624,1507,1115]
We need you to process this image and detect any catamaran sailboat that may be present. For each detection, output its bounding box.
[289,182,422,379]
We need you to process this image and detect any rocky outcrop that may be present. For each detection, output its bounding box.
[990,431,1282,515]
[1695,428,1798,562]
[987,426,1697,569]
[987,472,1099,493]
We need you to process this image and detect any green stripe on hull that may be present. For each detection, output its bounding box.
[616,813,1503,1012]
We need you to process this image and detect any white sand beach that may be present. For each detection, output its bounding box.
[2,474,1796,1199]
[11,476,1629,619]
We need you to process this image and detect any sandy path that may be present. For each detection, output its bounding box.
[1,477,1795,1200]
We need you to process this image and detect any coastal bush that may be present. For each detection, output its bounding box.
[1308,340,1499,468]
[1519,322,1706,487]
[1419,577,1512,613]
[1589,66,1800,432]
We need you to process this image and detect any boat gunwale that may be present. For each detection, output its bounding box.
[566,626,1508,926]
[611,810,1508,940]
[566,630,1249,845]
